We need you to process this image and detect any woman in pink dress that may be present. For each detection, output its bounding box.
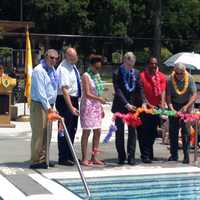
[80,55,105,166]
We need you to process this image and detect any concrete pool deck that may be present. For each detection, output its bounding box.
[1,103,200,199]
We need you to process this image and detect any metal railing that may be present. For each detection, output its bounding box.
[194,120,199,164]
[46,118,91,200]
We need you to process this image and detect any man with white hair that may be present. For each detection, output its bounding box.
[167,62,197,164]
[112,52,144,165]
[30,49,59,169]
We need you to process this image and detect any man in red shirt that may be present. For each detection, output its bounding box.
[137,57,166,163]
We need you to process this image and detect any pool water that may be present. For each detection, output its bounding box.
[57,172,200,200]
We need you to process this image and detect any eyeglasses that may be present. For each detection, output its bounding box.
[49,56,58,60]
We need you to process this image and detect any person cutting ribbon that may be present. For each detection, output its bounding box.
[111,52,144,165]
[167,62,197,164]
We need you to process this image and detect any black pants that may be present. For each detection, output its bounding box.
[137,113,160,160]
[169,102,190,160]
[115,118,137,161]
[55,95,79,162]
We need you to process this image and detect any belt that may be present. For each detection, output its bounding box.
[57,95,79,99]
[31,99,41,104]
[31,100,54,107]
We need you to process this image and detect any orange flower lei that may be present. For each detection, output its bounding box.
[172,71,189,95]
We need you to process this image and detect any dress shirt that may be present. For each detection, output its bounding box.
[57,59,81,97]
[31,64,58,110]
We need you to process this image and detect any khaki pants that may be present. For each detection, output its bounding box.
[30,101,52,164]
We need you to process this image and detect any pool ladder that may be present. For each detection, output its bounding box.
[47,118,91,200]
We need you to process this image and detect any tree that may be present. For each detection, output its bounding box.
[162,0,200,52]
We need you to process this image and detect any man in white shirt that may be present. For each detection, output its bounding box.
[56,47,81,166]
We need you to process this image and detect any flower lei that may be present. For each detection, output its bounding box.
[144,69,162,96]
[103,108,200,144]
[120,65,136,92]
[40,59,58,90]
[87,67,104,96]
[172,71,189,95]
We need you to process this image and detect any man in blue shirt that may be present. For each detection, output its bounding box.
[30,49,59,169]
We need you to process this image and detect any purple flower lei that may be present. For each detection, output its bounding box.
[40,59,58,90]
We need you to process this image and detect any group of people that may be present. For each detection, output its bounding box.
[112,52,197,165]
[30,48,105,169]
[29,48,197,169]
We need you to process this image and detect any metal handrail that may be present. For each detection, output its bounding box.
[60,118,91,199]
[46,118,91,199]
[194,120,199,164]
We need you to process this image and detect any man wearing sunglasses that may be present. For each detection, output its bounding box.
[167,63,197,164]
[56,47,81,166]
[30,49,59,169]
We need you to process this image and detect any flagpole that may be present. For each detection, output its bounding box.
[17,25,32,122]
[24,25,28,116]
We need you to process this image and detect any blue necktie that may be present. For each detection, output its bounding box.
[73,65,81,97]
[128,70,133,88]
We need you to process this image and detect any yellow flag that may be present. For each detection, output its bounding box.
[24,28,32,103]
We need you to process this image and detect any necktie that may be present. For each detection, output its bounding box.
[73,65,81,97]
[128,71,133,88]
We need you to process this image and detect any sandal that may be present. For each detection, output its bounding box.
[80,160,93,167]
[92,159,105,165]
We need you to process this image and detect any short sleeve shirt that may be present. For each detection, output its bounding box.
[140,70,166,106]
[57,59,80,97]
[167,74,197,104]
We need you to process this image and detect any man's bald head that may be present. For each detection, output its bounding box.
[65,47,78,64]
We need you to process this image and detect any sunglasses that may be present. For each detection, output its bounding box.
[49,56,58,60]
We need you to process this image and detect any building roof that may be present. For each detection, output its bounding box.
[0,20,34,32]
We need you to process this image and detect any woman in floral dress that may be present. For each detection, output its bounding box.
[80,55,105,166]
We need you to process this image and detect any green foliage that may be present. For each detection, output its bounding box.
[162,0,200,51]
[0,47,12,57]
[1,0,200,56]
[160,48,172,62]
[135,48,150,64]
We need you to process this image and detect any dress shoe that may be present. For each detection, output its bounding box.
[118,160,125,165]
[128,159,136,165]
[48,161,55,167]
[30,162,48,169]
[142,158,152,163]
[58,160,74,166]
[168,156,178,161]
[182,157,190,164]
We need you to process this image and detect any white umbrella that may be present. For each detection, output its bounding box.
[164,52,200,70]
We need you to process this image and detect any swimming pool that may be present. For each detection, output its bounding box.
[57,172,200,200]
